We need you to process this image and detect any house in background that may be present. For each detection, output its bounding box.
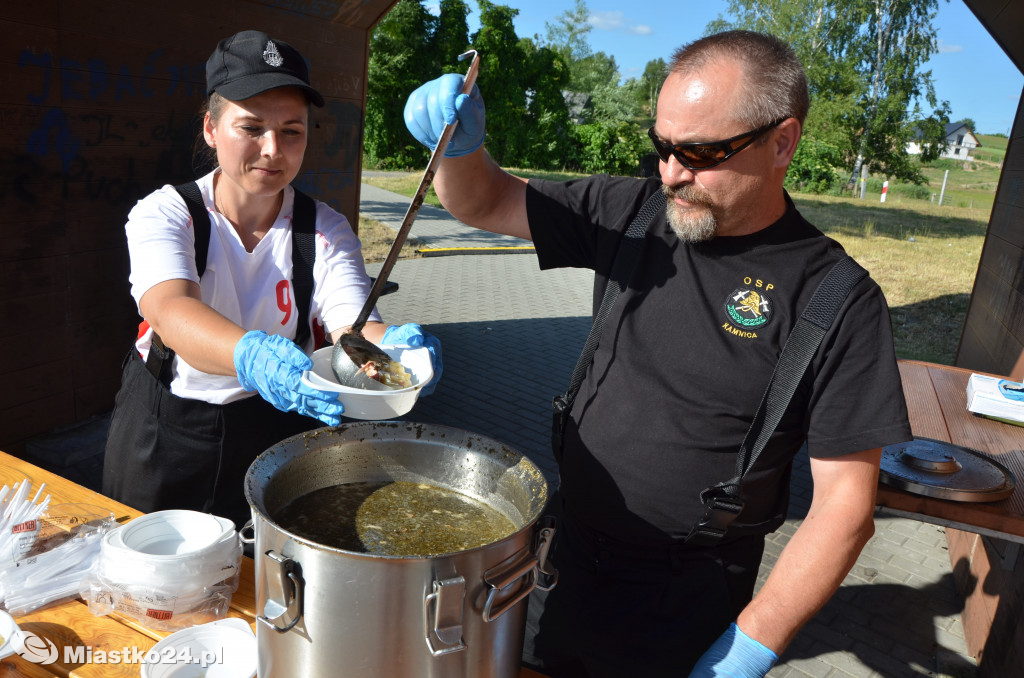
[907,121,982,160]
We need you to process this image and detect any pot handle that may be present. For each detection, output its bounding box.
[481,551,537,623]
[258,550,304,634]
[239,519,255,545]
[423,575,467,656]
[534,515,559,592]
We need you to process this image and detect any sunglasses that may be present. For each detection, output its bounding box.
[647,118,788,170]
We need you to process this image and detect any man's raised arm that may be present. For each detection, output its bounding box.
[404,74,531,240]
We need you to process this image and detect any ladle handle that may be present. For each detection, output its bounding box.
[350,50,482,335]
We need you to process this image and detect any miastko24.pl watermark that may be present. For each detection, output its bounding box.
[16,630,223,667]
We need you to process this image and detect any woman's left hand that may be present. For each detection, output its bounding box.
[383,323,443,396]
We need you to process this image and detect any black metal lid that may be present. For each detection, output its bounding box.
[880,437,1016,502]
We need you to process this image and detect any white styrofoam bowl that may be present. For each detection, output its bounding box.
[100,511,241,598]
[0,610,22,660]
[115,511,235,558]
[302,344,433,420]
[141,618,256,678]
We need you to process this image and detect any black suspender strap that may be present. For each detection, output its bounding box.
[175,180,211,276]
[144,182,212,385]
[550,188,868,546]
[551,190,667,455]
[290,189,316,349]
[144,182,317,385]
[684,255,868,546]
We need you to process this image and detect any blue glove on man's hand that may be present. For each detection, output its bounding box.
[234,330,345,426]
[690,623,778,678]
[404,73,486,157]
[382,323,443,396]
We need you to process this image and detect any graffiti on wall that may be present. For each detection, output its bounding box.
[10,44,362,213]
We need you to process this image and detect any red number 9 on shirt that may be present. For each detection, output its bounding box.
[276,280,291,326]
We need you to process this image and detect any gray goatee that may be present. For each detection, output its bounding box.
[662,184,718,243]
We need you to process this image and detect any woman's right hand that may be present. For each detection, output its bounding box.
[234,330,344,426]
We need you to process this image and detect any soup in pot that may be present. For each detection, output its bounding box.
[273,481,517,556]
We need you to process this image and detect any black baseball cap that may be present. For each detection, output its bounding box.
[206,30,324,107]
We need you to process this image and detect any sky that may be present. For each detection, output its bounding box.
[452,0,1023,136]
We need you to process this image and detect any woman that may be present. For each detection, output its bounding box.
[103,30,441,527]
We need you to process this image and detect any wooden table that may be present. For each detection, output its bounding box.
[889,360,1024,671]
[878,360,1024,544]
[0,453,547,677]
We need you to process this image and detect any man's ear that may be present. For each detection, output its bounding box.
[774,117,802,168]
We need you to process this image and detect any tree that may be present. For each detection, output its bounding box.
[955,117,977,133]
[571,121,649,175]
[518,37,575,169]
[844,0,949,185]
[435,0,472,72]
[544,0,592,67]
[709,0,951,186]
[472,0,529,165]
[366,0,437,168]
[572,51,620,96]
[639,58,667,119]
[364,0,640,173]
[543,0,623,96]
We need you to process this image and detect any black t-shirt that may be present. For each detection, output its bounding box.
[527,174,912,546]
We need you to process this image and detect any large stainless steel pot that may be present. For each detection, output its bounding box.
[243,421,555,678]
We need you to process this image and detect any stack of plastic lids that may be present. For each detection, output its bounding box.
[82,510,242,632]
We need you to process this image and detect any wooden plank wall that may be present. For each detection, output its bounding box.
[956,0,1024,376]
[955,96,1024,377]
[0,0,396,451]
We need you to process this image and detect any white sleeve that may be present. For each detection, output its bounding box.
[125,184,199,310]
[311,202,384,334]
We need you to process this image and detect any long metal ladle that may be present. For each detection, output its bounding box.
[332,49,482,390]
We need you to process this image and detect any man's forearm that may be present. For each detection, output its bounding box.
[735,449,882,654]
[434,149,531,239]
[736,501,874,652]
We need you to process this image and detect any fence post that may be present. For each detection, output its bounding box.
[938,169,949,207]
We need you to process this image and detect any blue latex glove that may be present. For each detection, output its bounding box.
[382,323,443,396]
[404,73,486,157]
[233,330,344,426]
[690,623,778,678]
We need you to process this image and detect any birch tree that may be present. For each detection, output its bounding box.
[846,0,948,185]
[708,0,950,186]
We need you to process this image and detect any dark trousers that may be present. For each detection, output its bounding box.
[103,350,320,528]
[522,499,765,677]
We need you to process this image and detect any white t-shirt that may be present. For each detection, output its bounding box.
[126,169,382,404]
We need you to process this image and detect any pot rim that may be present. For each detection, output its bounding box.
[245,421,550,560]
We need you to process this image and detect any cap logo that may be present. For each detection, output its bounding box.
[263,40,284,67]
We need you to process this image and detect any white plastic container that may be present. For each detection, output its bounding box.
[302,344,433,420]
[141,618,256,678]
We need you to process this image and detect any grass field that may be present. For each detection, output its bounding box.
[361,168,989,366]
[973,133,1008,165]
[790,194,985,364]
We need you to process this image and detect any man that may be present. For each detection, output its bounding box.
[405,31,911,677]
